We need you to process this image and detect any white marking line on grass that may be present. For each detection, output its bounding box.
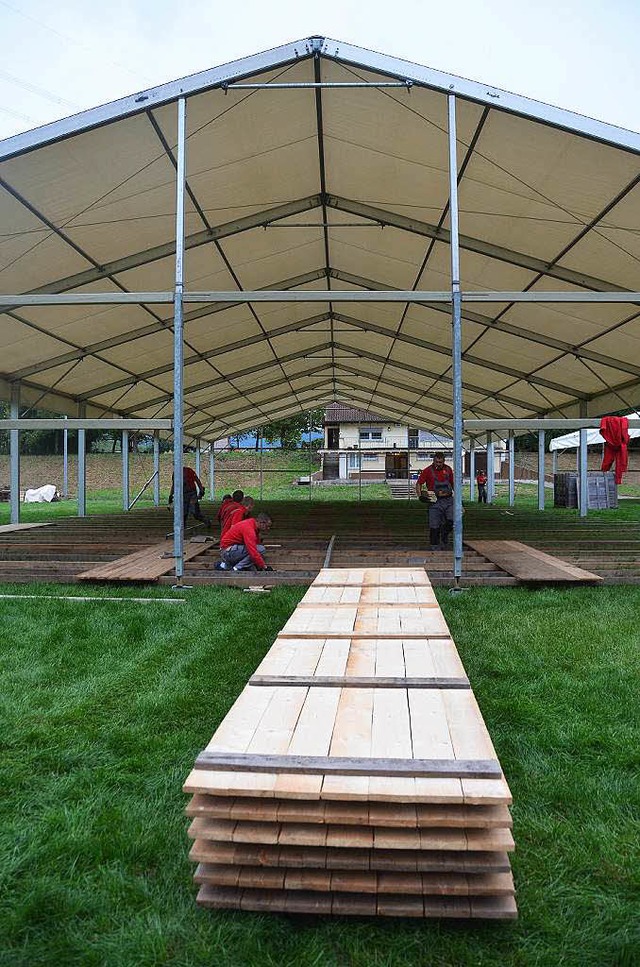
[0,594,186,604]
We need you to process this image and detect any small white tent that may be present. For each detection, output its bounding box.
[549,414,640,451]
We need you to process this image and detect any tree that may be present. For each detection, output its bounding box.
[253,408,325,450]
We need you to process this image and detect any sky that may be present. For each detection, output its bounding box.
[1,0,640,142]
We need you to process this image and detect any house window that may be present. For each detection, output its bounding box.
[359,428,383,441]
[362,453,379,462]
[408,427,419,449]
[347,453,360,469]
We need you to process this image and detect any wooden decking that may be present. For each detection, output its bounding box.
[77,538,212,582]
[184,566,516,919]
[0,500,639,586]
[465,540,603,584]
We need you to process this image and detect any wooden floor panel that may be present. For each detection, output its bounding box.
[185,564,516,919]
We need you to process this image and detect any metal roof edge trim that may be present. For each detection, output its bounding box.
[0,39,312,162]
[2,36,639,163]
[324,38,640,153]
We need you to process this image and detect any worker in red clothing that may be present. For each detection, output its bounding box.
[416,453,455,550]
[215,513,273,571]
[223,495,254,534]
[476,468,488,504]
[218,489,244,533]
[168,465,210,527]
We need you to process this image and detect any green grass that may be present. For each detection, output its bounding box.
[0,583,638,966]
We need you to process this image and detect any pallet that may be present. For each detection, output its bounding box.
[465,540,603,584]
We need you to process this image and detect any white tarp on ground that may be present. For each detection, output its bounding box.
[549,413,640,450]
[23,485,58,503]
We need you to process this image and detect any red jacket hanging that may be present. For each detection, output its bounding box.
[600,416,629,484]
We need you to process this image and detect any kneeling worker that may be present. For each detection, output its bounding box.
[416,453,455,551]
[216,512,273,571]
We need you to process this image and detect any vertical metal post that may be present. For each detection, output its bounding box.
[63,415,68,498]
[77,402,86,518]
[469,445,476,501]
[487,433,495,504]
[552,449,557,477]
[579,428,588,517]
[172,97,187,581]
[195,438,201,478]
[447,94,464,581]
[538,430,545,511]
[358,421,362,502]
[308,413,312,501]
[9,382,20,525]
[508,433,515,506]
[407,433,411,500]
[122,429,129,511]
[153,432,160,506]
[259,427,264,500]
[209,444,215,501]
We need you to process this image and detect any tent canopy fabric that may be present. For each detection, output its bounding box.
[1,36,640,441]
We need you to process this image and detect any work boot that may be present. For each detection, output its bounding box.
[429,528,440,551]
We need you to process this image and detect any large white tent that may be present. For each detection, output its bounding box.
[2,35,640,575]
[549,413,640,450]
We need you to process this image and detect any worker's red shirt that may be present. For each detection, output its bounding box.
[417,465,454,492]
[476,471,488,485]
[223,505,249,533]
[219,499,243,533]
[220,517,266,568]
[183,467,202,493]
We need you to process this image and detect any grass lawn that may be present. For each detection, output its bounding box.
[0,583,638,966]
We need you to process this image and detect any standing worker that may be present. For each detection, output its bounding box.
[168,465,211,527]
[476,467,488,504]
[416,453,455,551]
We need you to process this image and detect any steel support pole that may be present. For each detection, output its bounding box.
[209,445,215,501]
[172,97,187,581]
[358,422,362,502]
[469,446,476,501]
[579,428,588,517]
[508,433,515,506]
[63,416,68,498]
[195,439,201,478]
[407,437,411,500]
[487,433,495,503]
[447,94,464,582]
[122,430,129,511]
[538,430,545,511]
[259,428,264,500]
[308,413,312,502]
[10,382,20,525]
[153,432,160,506]
[552,449,557,476]
[77,403,86,518]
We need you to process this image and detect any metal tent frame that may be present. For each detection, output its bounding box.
[1,36,640,581]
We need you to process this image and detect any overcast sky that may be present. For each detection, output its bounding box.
[1,0,639,141]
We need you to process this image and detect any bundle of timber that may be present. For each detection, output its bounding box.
[184,567,516,919]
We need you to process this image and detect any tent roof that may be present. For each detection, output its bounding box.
[2,35,640,440]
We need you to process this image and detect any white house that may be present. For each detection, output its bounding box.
[320,403,455,482]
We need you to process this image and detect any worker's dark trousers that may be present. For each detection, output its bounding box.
[477,485,487,503]
[428,496,454,549]
[221,543,267,570]
[183,489,207,523]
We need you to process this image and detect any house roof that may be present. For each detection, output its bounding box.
[324,402,386,423]
[1,36,640,437]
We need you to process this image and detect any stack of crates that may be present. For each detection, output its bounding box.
[554,471,617,509]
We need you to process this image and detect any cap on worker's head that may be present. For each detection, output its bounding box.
[222,493,232,501]
[232,489,244,502]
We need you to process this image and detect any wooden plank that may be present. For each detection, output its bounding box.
[193,752,502,779]
[77,538,210,582]
[189,839,513,873]
[465,540,603,583]
[248,675,470,689]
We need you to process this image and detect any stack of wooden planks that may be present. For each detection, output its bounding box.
[184,567,516,919]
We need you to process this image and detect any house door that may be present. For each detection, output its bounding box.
[327,426,339,450]
[385,452,408,479]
